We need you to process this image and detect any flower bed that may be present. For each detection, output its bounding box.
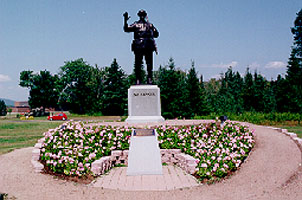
[156,122,255,181]
[40,120,255,182]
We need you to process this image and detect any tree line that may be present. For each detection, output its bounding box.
[19,9,302,118]
[19,56,301,118]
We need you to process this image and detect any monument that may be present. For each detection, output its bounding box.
[123,10,164,175]
[124,9,164,123]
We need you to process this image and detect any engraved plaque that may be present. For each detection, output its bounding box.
[134,129,155,136]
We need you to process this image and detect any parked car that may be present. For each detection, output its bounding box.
[48,113,67,121]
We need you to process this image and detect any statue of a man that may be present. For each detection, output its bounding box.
[123,9,159,84]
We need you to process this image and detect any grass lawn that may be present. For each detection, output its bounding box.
[0,121,63,155]
[0,115,122,155]
[279,125,302,138]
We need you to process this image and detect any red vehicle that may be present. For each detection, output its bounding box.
[48,113,68,121]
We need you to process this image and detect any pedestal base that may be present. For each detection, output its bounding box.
[126,116,165,123]
[126,85,164,123]
[127,129,163,175]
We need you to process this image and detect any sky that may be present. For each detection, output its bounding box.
[0,0,301,101]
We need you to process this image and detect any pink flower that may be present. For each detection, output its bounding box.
[201,163,207,168]
[89,153,96,160]
[223,163,229,169]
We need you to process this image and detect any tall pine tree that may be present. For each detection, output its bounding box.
[185,61,208,117]
[286,9,302,113]
[102,59,128,116]
[158,58,189,119]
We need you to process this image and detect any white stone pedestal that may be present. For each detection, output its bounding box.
[126,85,165,123]
[127,129,163,175]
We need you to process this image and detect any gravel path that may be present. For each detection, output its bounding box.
[0,123,302,200]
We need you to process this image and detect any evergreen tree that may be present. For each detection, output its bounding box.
[204,78,221,113]
[158,58,189,119]
[242,68,255,112]
[0,100,7,116]
[252,72,266,112]
[262,80,277,113]
[285,9,302,112]
[199,74,209,115]
[216,67,244,114]
[185,61,207,117]
[102,59,128,116]
[272,75,290,112]
[291,9,302,56]
[87,64,104,113]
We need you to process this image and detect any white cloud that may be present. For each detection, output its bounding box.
[265,61,287,69]
[247,62,260,70]
[0,74,11,82]
[210,74,222,80]
[212,61,238,68]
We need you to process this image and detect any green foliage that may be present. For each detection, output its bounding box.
[101,59,128,116]
[285,9,302,113]
[158,58,189,119]
[0,100,7,116]
[19,70,59,110]
[127,64,147,86]
[195,112,302,125]
[58,58,103,114]
[291,9,302,57]
[204,78,221,113]
[185,62,208,117]
[216,68,244,114]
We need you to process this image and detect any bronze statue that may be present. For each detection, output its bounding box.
[123,9,159,84]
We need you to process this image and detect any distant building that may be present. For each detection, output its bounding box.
[11,101,30,113]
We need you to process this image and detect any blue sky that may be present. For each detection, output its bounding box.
[0,0,301,101]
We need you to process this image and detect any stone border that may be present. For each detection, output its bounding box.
[31,138,45,173]
[90,149,198,176]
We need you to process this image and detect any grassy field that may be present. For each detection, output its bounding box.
[0,114,122,155]
[279,125,302,138]
[0,115,301,155]
[1,113,122,122]
[0,121,63,155]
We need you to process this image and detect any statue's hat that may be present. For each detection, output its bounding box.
[137,9,147,17]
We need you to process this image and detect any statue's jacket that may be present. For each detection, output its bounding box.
[124,20,159,52]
